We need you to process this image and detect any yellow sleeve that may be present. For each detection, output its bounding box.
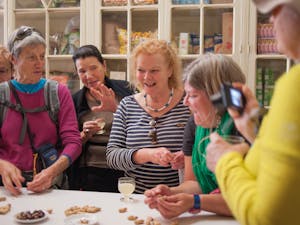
[216,65,300,225]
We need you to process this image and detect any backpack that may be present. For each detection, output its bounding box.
[0,80,60,139]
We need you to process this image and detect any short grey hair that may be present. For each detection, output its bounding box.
[7,26,46,58]
[183,54,246,97]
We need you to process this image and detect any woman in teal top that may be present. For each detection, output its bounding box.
[145,54,246,218]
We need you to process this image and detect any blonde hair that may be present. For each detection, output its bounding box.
[0,45,13,73]
[183,54,246,96]
[130,39,182,90]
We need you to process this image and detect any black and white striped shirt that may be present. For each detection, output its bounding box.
[107,95,190,193]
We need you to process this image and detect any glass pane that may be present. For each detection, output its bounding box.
[15,13,46,36]
[102,11,127,54]
[49,12,80,55]
[203,0,233,4]
[102,0,127,6]
[49,58,79,94]
[131,10,158,50]
[50,0,80,8]
[257,12,279,55]
[0,0,4,9]
[15,0,44,9]
[204,8,233,54]
[172,9,200,55]
[131,0,158,5]
[106,59,127,81]
[256,59,286,106]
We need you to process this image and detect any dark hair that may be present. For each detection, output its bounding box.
[72,45,104,67]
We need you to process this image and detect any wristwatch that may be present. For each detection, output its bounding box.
[188,194,201,214]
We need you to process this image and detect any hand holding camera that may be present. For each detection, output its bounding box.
[210,82,263,144]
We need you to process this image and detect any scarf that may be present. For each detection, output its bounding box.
[192,112,234,194]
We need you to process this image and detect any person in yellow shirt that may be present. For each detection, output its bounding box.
[206,1,300,225]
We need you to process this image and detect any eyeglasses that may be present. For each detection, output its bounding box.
[148,119,157,145]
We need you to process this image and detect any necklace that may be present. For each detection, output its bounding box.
[144,88,174,113]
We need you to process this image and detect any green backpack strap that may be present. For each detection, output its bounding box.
[0,81,10,128]
[44,79,60,126]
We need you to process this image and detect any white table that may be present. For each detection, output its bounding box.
[0,187,240,224]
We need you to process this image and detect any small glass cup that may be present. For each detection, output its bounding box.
[221,135,245,144]
[118,177,135,202]
[93,117,106,135]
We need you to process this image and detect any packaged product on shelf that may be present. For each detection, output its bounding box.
[179,32,189,55]
[264,68,274,85]
[116,28,157,54]
[110,71,126,80]
[211,0,233,3]
[52,0,80,7]
[222,12,233,54]
[204,35,214,53]
[116,28,127,54]
[132,0,158,5]
[172,0,200,4]
[256,67,263,88]
[214,33,223,53]
[102,0,127,6]
[190,33,200,54]
[255,88,263,105]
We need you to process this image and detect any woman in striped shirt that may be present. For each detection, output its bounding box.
[106,39,190,193]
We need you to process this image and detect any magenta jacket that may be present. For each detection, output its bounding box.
[0,84,82,171]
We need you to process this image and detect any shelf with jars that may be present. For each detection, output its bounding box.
[247,1,291,107]
[91,0,243,82]
[4,0,246,94]
[6,0,81,93]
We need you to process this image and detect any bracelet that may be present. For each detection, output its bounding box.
[188,194,201,214]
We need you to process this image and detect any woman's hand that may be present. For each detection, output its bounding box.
[206,133,250,173]
[228,83,260,144]
[90,83,118,112]
[26,169,53,193]
[144,184,172,209]
[170,151,185,169]
[82,119,103,138]
[0,159,24,196]
[155,193,194,219]
[133,147,175,166]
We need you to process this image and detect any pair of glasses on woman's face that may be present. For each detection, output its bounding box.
[148,119,157,144]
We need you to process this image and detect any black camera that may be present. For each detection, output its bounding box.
[210,83,245,114]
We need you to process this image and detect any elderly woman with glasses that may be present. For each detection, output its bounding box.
[0,46,13,83]
[206,0,300,225]
[0,26,81,196]
[106,39,190,193]
[144,54,246,218]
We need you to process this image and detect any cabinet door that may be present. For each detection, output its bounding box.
[95,0,160,81]
[7,0,81,94]
[248,1,290,107]
[167,0,242,71]
[0,0,5,45]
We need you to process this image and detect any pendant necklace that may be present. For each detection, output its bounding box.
[144,88,174,113]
